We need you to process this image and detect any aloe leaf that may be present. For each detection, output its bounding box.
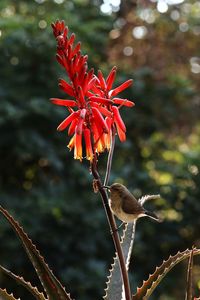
[0,265,47,300]
[104,222,136,300]
[185,248,194,300]
[0,288,20,300]
[0,206,72,300]
[133,248,200,300]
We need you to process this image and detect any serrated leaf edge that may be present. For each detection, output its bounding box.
[0,206,72,300]
[0,265,47,300]
[133,248,200,300]
[185,247,195,300]
[0,288,20,300]
[103,222,136,300]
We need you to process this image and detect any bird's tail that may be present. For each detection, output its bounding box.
[145,210,162,222]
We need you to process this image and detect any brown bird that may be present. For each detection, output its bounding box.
[104,183,161,223]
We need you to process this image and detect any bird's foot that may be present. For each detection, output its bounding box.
[110,222,125,235]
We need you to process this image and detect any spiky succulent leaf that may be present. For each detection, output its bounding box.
[104,222,136,300]
[0,206,72,300]
[0,288,20,300]
[185,247,194,300]
[0,265,46,300]
[133,248,200,300]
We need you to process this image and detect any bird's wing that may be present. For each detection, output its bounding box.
[121,192,143,214]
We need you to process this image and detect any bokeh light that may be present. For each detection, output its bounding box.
[132,26,148,39]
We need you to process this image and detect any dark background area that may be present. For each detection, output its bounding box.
[0,0,200,299]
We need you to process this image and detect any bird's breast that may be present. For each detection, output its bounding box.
[109,196,139,223]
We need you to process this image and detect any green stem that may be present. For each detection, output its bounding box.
[104,130,115,187]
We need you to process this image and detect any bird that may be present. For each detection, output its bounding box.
[104,183,161,223]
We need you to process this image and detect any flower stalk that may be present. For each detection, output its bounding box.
[104,126,115,187]
[91,154,131,300]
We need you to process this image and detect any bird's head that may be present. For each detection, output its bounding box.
[103,183,125,193]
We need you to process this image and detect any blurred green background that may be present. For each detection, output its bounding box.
[0,0,200,299]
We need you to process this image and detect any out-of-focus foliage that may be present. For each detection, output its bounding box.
[0,0,200,299]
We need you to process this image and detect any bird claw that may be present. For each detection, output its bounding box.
[92,179,99,193]
[110,222,125,235]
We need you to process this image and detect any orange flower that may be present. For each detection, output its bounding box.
[84,129,93,161]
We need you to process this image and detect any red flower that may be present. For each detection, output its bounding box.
[51,20,134,162]
[90,67,134,142]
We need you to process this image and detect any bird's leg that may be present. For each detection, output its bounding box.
[117,221,125,230]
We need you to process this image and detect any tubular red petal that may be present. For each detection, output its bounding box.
[89,102,112,118]
[92,107,109,133]
[59,79,75,97]
[83,55,88,64]
[112,106,126,132]
[77,86,86,107]
[74,131,82,161]
[72,52,81,70]
[57,111,78,131]
[82,73,88,92]
[68,118,78,136]
[69,59,74,77]
[90,84,105,97]
[67,134,75,151]
[72,42,81,57]
[52,21,66,37]
[106,66,117,91]
[103,133,111,151]
[87,68,94,82]
[78,63,88,84]
[73,72,79,87]
[92,116,103,136]
[95,136,106,153]
[89,96,113,105]
[113,98,135,107]
[63,26,68,39]
[56,54,68,70]
[91,122,100,143]
[110,79,133,97]
[60,20,65,32]
[67,44,72,60]
[103,117,113,150]
[115,122,126,142]
[78,65,87,85]
[105,116,112,131]
[76,55,88,73]
[86,91,95,98]
[76,108,86,135]
[87,77,96,91]
[68,33,75,46]
[82,70,94,93]
[98,70,106,90]
[84,129,94,161]
[56,54,63,65]
[76,118,84,135]
[75,55,84,72]
[57,48,65,58]
[56,35,66,49]
[50,98,77,107]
